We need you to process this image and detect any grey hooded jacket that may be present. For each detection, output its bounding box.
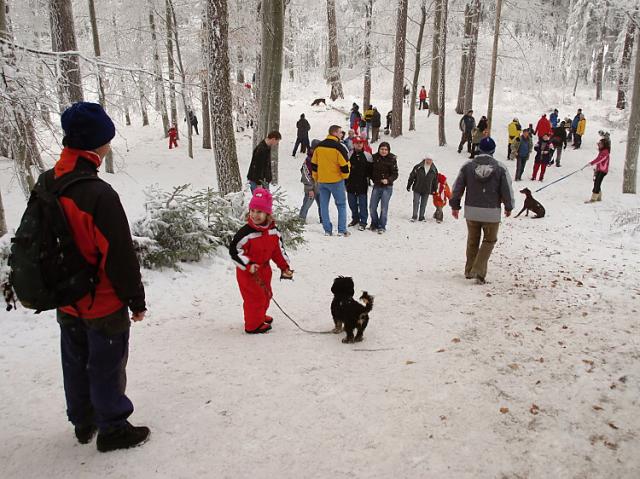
[450,153,514,223]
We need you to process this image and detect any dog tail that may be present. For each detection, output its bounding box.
[361,291,374,312]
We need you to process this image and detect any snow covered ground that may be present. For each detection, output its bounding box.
[1,82,640,478]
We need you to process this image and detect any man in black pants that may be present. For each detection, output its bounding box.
[458,110,476,154]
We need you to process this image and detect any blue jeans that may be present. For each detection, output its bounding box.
[347,192,368,226]
[249,181,270,193]
[299,190,322,222]
[369,185,393,230]
[319,181,348,234]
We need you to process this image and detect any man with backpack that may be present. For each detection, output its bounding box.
[12,102,149,452]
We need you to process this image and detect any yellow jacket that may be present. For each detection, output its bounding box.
[576,118,586,136]
[508,121,521,142]
[364,109,374,121]
[311,135,350,183]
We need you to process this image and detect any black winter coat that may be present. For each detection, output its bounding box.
[551,126,567,148]
[247,140,272,183]
[371,110,382,128]
[407,162,438,194]
[371,153,399,186]
[296,118,311,139]
[346,150,372,194]
[534,139,555,165]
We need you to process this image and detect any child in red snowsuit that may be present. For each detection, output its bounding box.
[432,173,451,223]
[168,125,178,149]
[229,188,294,334]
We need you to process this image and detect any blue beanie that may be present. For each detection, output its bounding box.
[61,102,116,151]
[478,137,496,155]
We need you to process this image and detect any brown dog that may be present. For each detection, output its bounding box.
[310,98,326,106]
[516,187,545,218]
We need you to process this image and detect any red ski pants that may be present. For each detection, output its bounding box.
[236,266,272,331]
[532,162,547,181]
[169,137,178,149]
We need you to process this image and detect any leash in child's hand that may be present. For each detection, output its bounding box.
[534,162,591,193]
[251,271,334,334]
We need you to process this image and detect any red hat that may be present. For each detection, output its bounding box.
[249,188,273,214]
[352,137,364,144]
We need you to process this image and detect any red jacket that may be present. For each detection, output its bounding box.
[419,88,427,100]
[54,148,145,319]
[229,217,290,272]
[535,117,552,138]
[168,127,178,138]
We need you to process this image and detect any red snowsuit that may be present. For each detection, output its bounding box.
[229,217,290,331]
[168,127,178,149]
[535,116,552,139]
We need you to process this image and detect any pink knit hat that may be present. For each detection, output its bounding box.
[249,188,273,214]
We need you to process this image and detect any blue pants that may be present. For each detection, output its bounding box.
[319,181,348,234]
[347,192,368,226]
[369,185,393,230]
[299,190,322,222]
[58,309,133,432]
[249,181,270,193]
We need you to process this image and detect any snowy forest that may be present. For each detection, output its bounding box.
[1,0,640,476]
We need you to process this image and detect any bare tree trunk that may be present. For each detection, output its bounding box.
[617,17,636,110]
[486,0,503,134]
[437,0,448,146]
[88,0,114,173]
[112,13,131,126]
[205,0,242,194]
[572,67,580,96]
[0,188,7,237]
[623,36,640,194]
[49,0,84,104]
[463,0,480,112]
[362,0,373,109]
[391,0,408,138]
[257,0,284,184]
[326,0,344,101]
[285,6,295,82]
[409,1,427,131]
[201,72,212,149]
[149,5,170,136]
[166,0,178,136]
[428,0,442,115]
[455,3,472,114]
[595,8,607,101]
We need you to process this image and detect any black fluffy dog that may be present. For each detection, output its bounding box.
[311,98,327,106]
[330,276,374,343]
[516,187,546,218]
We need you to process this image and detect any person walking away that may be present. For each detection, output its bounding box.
[450,137,514,284]
[168,124,178,149]
[419,86,428,110]
[507,118,522,159]
[346,137,373,230]
[299,139,322,223]
[407,154,438,222]
[350,104,362,135]
[585,136,610,202]
[363,105,374,140]
[371,108,382,143]
[229,188,294,334]
[531,133,555,181]
[247,131,281,192]
[551,121,567,167]
[432,173,452,223]
[403,84,410,104]
[570,108,582,146]
[369,142,399,234]
[385,110,393,134]
[49,102,149,452]
[458,110,476,154]
[185,108,199,135]
[534,113,552,140]
[312,125,351,236]
[574,114,586,149]
[549,109,559,128]
[511,128,533,181]
[293,113,311,156]
[471,116,488,159]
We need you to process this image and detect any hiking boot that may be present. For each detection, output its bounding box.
[75,424,97,444]
[475,275,486,285]
[377,229,385,235]
[410,218,416,222]
[245,323,272,334]
[584,193,598,203]
[324,231,333,237]
[264,316,273,324]
[596,192,602,201]
[96,422,150,453]
[348,219,359,227]
[358,224,366,231]
[337,231,351,237]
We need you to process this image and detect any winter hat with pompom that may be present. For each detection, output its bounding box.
[249,188,273,215]
[61,102,115,151]
[478,137,496,155]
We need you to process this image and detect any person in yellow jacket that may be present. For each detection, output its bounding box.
[312,125,351,236]
[573,114,586,149]
[507,118,521,159]
[363,105,374,140]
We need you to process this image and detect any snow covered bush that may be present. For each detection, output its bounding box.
[132,184,304,270]
[612,208,640,235]
[0,235,15,310]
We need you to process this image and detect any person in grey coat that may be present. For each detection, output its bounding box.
[299,139,322,222]
[450,137,514,284]
[407,155,438,222]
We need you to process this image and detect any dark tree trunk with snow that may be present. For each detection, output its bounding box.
[617,18,636,110]
[623,32,640,194]
[455,3,472,115]
[166,0,178,136]
[409,1,427,132]
[362,0,373,110]
[486,0,502,134]
[49,0,83,104]
[205,0,242,194]
[437,0,448,146]
[391,0,408,138]
[326,0,344,101]
[201,72,212,149]
[0,188,6,237]
[428,0,442,116]
[463,0,480,113]
[257,0,284,184]
[149,6,170,137]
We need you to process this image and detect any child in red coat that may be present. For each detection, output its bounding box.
[168,125,178,149]
[229,188,294,334]
[432,173,451,223]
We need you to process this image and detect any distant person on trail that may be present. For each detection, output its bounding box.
[573,114,586,149]
[549,109,559,128]
[185,108,199,135]
[531,133,555,182]
[371,107,382,143]
[507,118,522,159]
[570,108,582,145]
[584,135,610,203]
[407,154,438,222]
[534,113,552,140]
[247,130,282,192]
[363,105,374,139]
[385,110,393,133]
[551,121,567,167]
[346,137,373,231]
[458,110,476,154]
[293,113,311,156]
[419,86,428,110]
[403,84,410,104]
[350,104,362,134]
[511,128,533,181]
[168,124,178,149]
[450,137,514,284]
[369,141,399,234]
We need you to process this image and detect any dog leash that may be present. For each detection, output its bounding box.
[534,162,590,193]
[251,271,334,335]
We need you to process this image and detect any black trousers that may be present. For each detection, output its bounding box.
[458,132,472,153]
[593,171,607,193]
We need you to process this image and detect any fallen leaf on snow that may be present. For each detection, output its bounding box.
[592,405,603,411]
[405,360,416,365]
[451,338,461,343]
[500,407,509,414]
[436,348,445,353]
[530,404,540,415]
[534,326,544,332]
[439,415,447,421]
[508,363,519,370]
[604,440,618,450]
[607,422,619,430]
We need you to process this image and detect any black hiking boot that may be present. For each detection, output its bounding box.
[75,424,97,444]
[96,422,150,453]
